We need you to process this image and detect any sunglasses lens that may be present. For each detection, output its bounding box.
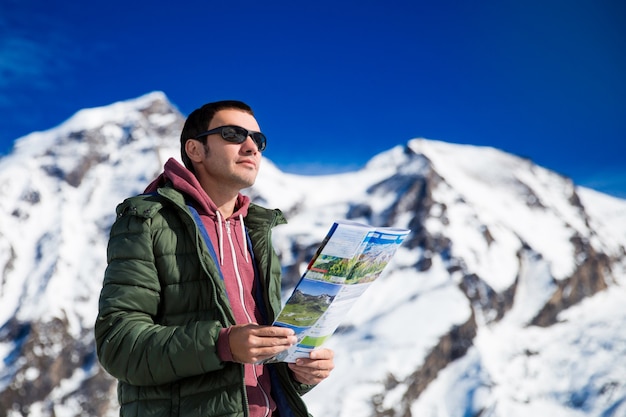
[252,133,267,151]
[220,126,245,143]
[219,126,266,151]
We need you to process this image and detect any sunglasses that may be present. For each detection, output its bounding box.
[194,125,267,152]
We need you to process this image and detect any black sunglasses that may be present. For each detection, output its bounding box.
[194,125,267,152]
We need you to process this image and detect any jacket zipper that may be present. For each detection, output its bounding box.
[262,211,279,320]
[182,207,231,325]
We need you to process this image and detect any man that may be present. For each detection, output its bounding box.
[95,100,334,417]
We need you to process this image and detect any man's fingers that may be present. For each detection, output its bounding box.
[309,348,334,360]
[288,348,335,384]
[295,348,334,366]
[228,324,297,363]
[251,325,296,338]
[246,326,297,346]
[288,362,332,385]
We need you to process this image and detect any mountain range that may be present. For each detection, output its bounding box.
[0,92,625,417]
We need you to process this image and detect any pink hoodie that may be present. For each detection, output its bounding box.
[145,158,275,417]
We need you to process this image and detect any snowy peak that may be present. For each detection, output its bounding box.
[398,139,597,279]
[12,91,175,156]
[6,91,182,187]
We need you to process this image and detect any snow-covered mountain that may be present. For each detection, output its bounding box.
[0,92,625,417]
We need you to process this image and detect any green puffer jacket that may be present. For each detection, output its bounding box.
[95,185,314,417]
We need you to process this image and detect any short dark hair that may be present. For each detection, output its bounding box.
[180,100,255,173]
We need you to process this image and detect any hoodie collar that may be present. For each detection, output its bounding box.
[144,158,251,220]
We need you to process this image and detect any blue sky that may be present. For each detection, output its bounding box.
[1,0,625,198]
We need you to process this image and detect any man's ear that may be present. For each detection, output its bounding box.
[185,139,204,163]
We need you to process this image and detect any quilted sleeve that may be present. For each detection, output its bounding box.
[94,208,226,386]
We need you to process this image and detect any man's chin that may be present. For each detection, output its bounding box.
[236,175,257,190]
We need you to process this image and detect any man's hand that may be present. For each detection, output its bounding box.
[288,348,335,385]
[228,324,297,364]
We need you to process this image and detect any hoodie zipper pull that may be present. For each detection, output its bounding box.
[225,220,231,236]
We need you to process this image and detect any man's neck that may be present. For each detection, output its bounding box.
[194,168,244,219]
[202,185,239,219]
[214,198,237,219]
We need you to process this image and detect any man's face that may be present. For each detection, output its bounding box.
[195,109,263,193]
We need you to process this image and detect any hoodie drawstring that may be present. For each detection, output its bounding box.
[216,211,225,265]
[215,211,250,265]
